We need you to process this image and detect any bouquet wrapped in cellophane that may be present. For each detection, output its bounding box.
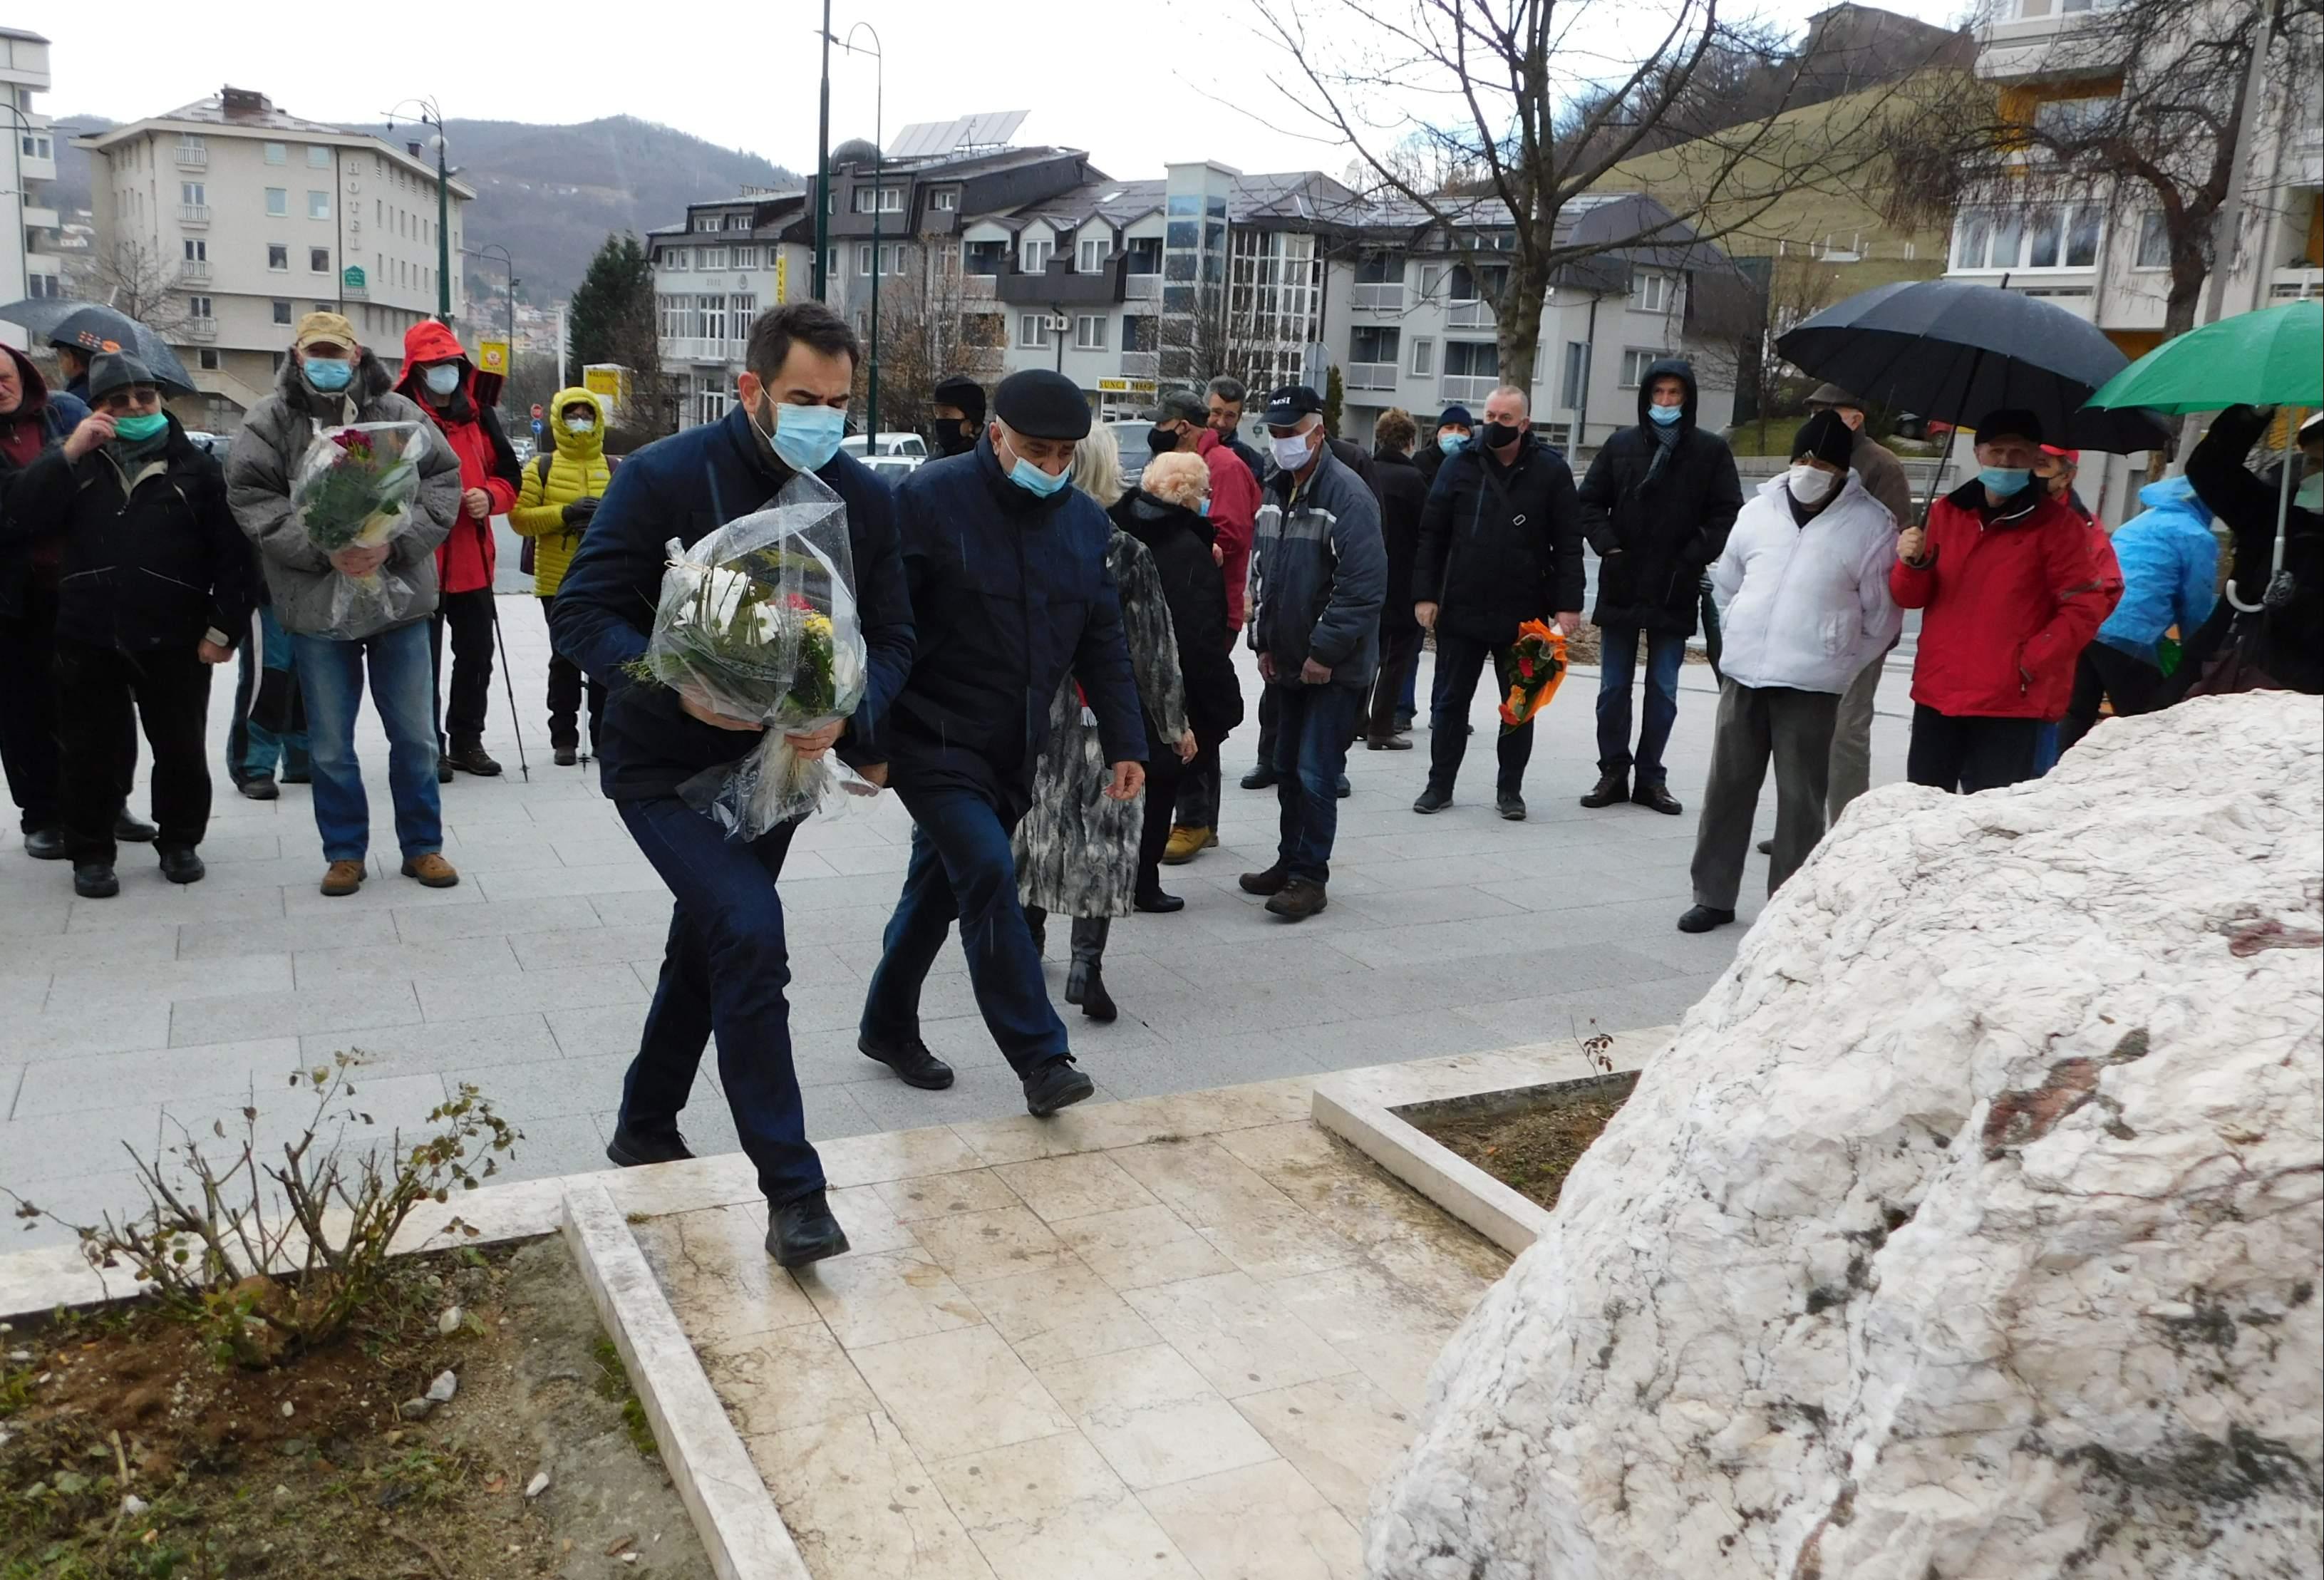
[631,470,870,838]
[1497,619,1569,733]
[292,421,435,635]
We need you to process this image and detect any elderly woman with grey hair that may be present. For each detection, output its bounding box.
[1016,423,1197,1021]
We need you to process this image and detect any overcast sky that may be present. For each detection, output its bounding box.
[36,0,1971,183]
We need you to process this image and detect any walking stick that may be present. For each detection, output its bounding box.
[489,589,530,782]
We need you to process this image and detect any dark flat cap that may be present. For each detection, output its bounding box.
[1155,388,1207,425]
[993,369,1090,441]
[1807,383,1866,411]
[932,374,986,424]
[1436,404,1474,428]
[1264,385,1323,428]
[1792,410,1856,470]
[87,351,158,403]
[1972,407,2043,446]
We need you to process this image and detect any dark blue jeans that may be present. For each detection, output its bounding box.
[862,783,1068,1076]
[1594,624,1689,788]
[227,605,309,785]
[1271,681,1361,884]
[616,797,825,1207]
[292,620,442,862]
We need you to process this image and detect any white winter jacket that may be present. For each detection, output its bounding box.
[1708,472,1903,694]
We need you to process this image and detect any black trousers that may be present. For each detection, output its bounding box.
[1,577,135,834]
[1252,685,1279,771]
[539,594,605,752]
[56,639,212,866]
[1905,706,2042,795]
[1135,746,1189,897]
[430,588,496,753]
[2060,644,2167,753]
[1367,624,1422,743]
[1427,632,1534,796]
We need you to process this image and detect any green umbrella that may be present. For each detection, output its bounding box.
[2085,298,2320,615]
[2082,297,2321,413]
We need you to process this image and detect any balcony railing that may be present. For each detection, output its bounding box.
[1120,351,1160,379]
[175,145,208,167]
[1350,283,1405,314]
[662,336,748,363]
[181,260,210,280]
[1122,274,1162,301]
[1439,373,1498,403]
[181,319,219,341]
[178,204,211,226]
[1344,361,1399,392]
[1447,299,1494,329]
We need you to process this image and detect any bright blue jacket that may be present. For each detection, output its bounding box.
[551,405,915,801]
[2093,476,2219,668]
[884,435,1145,817]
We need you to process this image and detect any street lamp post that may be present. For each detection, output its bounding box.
[828,24,884,440]
[812,0,833,302]
[384,97,455,325]
[463,241,517,382]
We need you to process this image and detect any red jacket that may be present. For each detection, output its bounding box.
[1198,428,1259,629]
[396,320,518,596]
[1892,482,2117,720]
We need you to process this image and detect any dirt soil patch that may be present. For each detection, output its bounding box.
[1,1237,712,1580]
[1416,1090,1633,1213]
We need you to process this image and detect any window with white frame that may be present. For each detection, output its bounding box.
[182,181,207,207]
[1075,315,1108,351]
[310,247,330,273]
[1409,336,1435,377]
[187,296,214,320]
[1631,270,1670,312]
[1950,203,2102,272]
[825,247,837,277]
[1443,341,1498,380]
[695,216,720,232]
[272,299,293,325]
[700,295,728,344]
[307,145,331,168]
[730,294,756,334]
[726,215,750,231]
[264,143,286,165]
[733,244,761,269]
[2132,210,2170,269]
[1023,236,1055,273]
[267,243,288,271]
[930,188,959,212]
[1619,348,1660,388]
[700,247,727,269]
[857,244,874,277]
[1020,313,1053,348]
[182,239,205,263]
[1078,237,1110,274]
[663,247,689,271]
[308,190,331,220]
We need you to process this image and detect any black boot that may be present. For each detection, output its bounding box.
[605,1123,695,1167]
[114,810,157,843]
[1579,771,1628,809]
[765,1189,849,1269]
[1066,918,1116,1022]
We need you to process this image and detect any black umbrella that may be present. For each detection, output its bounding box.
[0,301,198,394]
[1775,279,2171,458]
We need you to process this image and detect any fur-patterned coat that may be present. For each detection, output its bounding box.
[1015,529,1186,919]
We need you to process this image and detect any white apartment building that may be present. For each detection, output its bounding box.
[1945,0,2321,517]
[647,188,815,429]
[1,27,65,344]
[77,88,475,433]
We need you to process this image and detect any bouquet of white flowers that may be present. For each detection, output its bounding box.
[629,470,869,837]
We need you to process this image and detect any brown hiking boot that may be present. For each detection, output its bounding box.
[400,852,461,889]
[1264,877,1329,921]
[320,859,366,897]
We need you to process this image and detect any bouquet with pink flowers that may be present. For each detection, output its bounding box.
[292,421,434,634]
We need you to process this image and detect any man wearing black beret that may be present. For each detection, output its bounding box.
[859,368,1147,1117]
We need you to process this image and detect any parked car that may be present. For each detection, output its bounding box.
[862,454,921,482]
[841,431,928,460]
[1104,418,1156,490]
[512,436,537,465]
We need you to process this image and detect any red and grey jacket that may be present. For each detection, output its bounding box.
[395,320,520,596]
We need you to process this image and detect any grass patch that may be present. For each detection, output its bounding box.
[589,1339,659,1462]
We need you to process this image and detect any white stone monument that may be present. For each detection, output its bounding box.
[1370,693,2324,1579]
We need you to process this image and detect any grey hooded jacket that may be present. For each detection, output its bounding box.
[225,351,460,639]
[1248,442,1386,690]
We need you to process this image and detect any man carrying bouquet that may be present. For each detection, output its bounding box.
[859,368,1146,1116]
[553,303,915,1270]
[1410,383,1584,822]
[227,313,464,898]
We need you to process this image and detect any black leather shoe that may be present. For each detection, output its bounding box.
[1132,888,1184,914]
[450,745,503,777]
[554,745,579,767]
[436,759,454,785]
[73,863,119,899]
[1579,773,1628,809]
[1068,959,1117,1022]
[239,775,279,802]
[1240,765,1278,790]
[1413,785,1451,815]
[1634,783,1683,817]
[157,846,205,884]
[1677,904,1736,934]
[858,1033,956,1090]
[22,827,66,861]
[1238,864,1290,896]
[766,1191,850,1269]
[604,1124,696,1168]
[1335,775,1351,799]
[1496,791,1527,822]
[114,812,157,844]
[1265,877,1329,922]
[1023,1058,1095,1117]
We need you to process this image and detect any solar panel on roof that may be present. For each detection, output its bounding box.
[887,112,1028,160]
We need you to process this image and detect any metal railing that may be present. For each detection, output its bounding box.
[181,319,219,341]
[175,145,208,167]
[1120,351,1160,379]
[1350,283,1405,313]
[180,260,209,279]
[661,336,749,363]
[1344,361,1399,392]
[1447,299,1494,328]
[1439,373,1497,403]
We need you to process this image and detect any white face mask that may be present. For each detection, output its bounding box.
[1787,464,1838,505]
[564,416,595,435]
[1270,429,1315,471]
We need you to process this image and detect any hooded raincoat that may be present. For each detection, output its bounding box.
[2093,476,2219,669]
[395,321,520,597]
[510,387,612,597]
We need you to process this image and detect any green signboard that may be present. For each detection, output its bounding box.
[342,266,366,290]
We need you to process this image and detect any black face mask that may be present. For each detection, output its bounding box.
[1482,420,1524,452]
[934,422,977,458]
[1147,424,1182,458]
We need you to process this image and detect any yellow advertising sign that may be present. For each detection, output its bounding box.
[775,254,788,304]
[1098,378,1157,394]
[584,367,625,398]
[477,338,509,376]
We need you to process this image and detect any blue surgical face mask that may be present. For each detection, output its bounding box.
[423,363,462,396]
[1198,497,1212,517]
[1438,432,1467,455]
[1648,403,1683,427]
[303,357,353,393]
[1004,445,1073,497]
[1979,465,2032,496]
[563,415,596,435]
[763,401,846,473]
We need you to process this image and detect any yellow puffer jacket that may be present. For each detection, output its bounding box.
[511,387,613,597]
